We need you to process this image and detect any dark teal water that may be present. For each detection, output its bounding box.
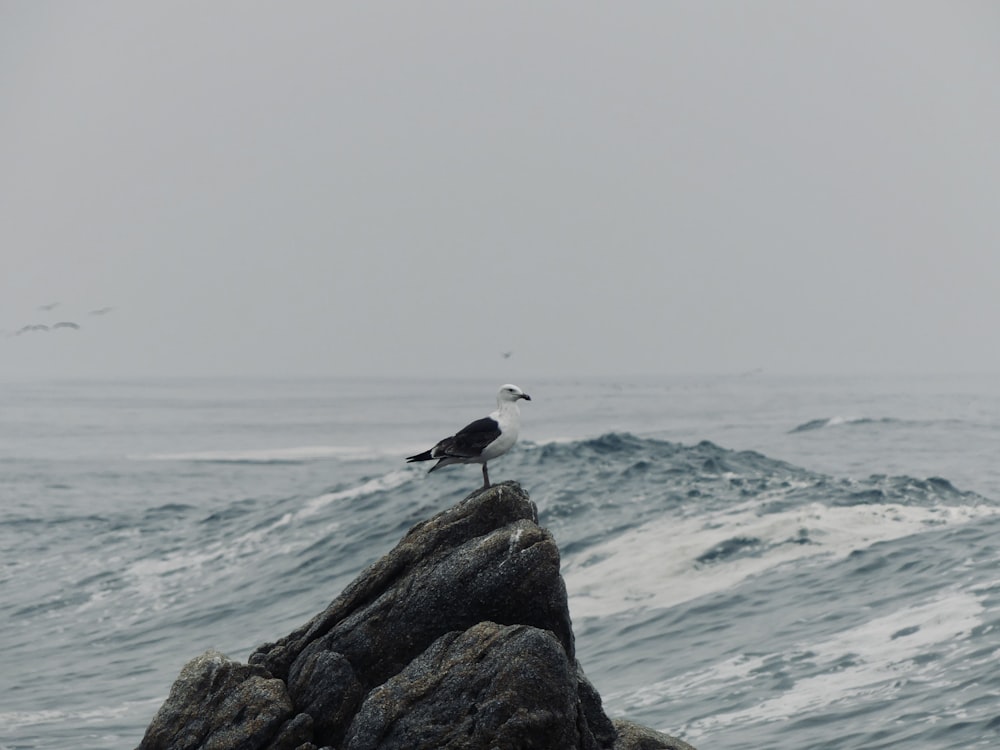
[3,374,1000,749]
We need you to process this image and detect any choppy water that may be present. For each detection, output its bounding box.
[3,374,1000,749]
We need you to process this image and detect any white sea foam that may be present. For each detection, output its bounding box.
[827,415,864,426]
[663,589,986,739]
[0,697,161,729]
[296,469,414,520]
[564,499,1000,618]
[119,470,412,614]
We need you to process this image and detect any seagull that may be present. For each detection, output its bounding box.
[89,307,114,316]
[52,321,81,330]
[37,302,59,311]
[406,384,531,489]
[15,324,50,335]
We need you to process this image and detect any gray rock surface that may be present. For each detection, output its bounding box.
[137,481,696,750]
[344,622,586,750]
[612,719,699,750]
[137,650,294,750]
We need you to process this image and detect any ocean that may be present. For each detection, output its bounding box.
[2,374,1000,749]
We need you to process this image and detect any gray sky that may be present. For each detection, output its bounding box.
[2,2,999,379]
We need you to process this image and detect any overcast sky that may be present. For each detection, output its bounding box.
[2,2,998,379]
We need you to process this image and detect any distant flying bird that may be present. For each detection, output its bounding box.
[406,384,531,489]
[89,307,114,316]
[501,351,513,359]
[15,324,50,335]
[52,321,81,330]
[37,302,59,311]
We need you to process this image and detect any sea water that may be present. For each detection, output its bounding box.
[2,374,1000,749]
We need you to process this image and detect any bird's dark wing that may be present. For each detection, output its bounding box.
[435,416,500,458]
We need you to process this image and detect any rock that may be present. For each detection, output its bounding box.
[137,482,697,750]
[577,665,619,748]
[265,712,314,750]
[612,719,698,750]
[137,650,293,750]
[343,622,587,750]
[252,482,572,682]
[286,649,361,744]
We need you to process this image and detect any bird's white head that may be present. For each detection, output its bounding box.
[497,384,531,403]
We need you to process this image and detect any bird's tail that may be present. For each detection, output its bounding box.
[406,450,434,463]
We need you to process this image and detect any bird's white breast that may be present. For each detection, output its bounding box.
[480,403,520,462]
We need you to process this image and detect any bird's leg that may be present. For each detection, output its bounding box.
[482,463,491,488]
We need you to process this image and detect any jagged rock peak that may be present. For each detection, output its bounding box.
[137,481,695,750]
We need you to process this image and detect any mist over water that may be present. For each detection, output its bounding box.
[3,374,1000,749]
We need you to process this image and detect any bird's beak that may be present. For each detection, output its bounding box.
[521,393,532,401]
